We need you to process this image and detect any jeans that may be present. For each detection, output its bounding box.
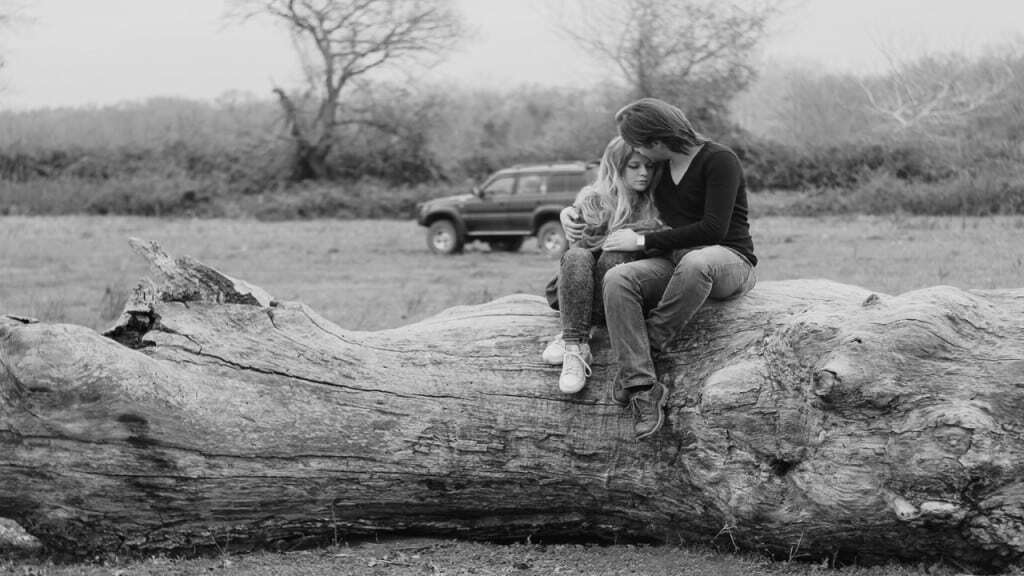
[602,245,757,391]
[558,247,644,342]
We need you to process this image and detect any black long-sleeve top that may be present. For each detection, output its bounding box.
[643,141,757,267]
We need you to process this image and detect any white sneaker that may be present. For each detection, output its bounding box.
[542,334,566,365]
[559,343,592,394]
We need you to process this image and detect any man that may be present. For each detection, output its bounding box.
[565,98,758,439]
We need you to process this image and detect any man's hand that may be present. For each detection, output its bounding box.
[603,229,644,252]
[560,206,584,243]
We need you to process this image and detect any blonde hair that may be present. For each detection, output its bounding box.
[575,185,611,227]
[580,136,658,232]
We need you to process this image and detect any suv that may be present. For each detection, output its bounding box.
[415,161,597,256]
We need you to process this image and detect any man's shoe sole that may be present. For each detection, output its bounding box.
[634,382,668,440]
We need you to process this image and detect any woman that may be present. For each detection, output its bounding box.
[542,136,665,394]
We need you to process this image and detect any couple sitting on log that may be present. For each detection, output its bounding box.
[541,97,759,440]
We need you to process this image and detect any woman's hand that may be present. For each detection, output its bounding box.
[603,229,643,252]
[560,206,584,243]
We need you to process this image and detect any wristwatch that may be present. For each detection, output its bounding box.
[635,234,645,247]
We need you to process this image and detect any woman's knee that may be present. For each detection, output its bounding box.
[562,246,595,267]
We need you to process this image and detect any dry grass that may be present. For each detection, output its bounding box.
[0,539,959,576]
[2,214,1024,575]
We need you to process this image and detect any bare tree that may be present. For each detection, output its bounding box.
[760,67,879,148]
[859,47,1018,136]
[554,0,783,124]
[231,0,465,180]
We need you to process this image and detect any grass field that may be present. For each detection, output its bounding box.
[2,214,1024,575]
[1,214,1023,333]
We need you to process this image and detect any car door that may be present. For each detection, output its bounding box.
[546,171,587,208]
[499,172,545,233]
[461,173,516,233]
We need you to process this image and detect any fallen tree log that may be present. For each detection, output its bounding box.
[1,239,1023,568]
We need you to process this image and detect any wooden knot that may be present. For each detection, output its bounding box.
[812,369,838,398]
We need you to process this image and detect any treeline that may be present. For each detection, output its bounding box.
[1,50,1023,219]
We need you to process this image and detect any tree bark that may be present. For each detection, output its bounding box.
[2,239,1023,568]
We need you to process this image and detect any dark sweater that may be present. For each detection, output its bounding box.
[644,141,757,266]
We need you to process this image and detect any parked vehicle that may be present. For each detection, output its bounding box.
[415,161,597,256]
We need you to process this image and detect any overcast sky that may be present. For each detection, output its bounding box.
[1,0,1022,109]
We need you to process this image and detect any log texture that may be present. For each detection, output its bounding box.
[2,239,1023,568]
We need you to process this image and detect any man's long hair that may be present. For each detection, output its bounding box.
[615,98,706,154]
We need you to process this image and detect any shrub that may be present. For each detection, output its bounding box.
[85,175,229,217]
[234,179,457,221]
[0,174,232,217]
[762,173,1024,217]
[732,134,962,192]
[0,178,95,215]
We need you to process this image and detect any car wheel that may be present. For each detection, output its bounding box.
[486,237,525,252]
[536,221,567,257]
[426,220,464,254]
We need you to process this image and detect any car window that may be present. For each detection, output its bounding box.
[547,172,586,194]
[518,174,545,195]
[482,176,515,195]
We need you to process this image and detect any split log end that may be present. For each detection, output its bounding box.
[0,518,41,555]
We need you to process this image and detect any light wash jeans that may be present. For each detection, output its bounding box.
[602,245,757,391]
[557,246,645,342]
